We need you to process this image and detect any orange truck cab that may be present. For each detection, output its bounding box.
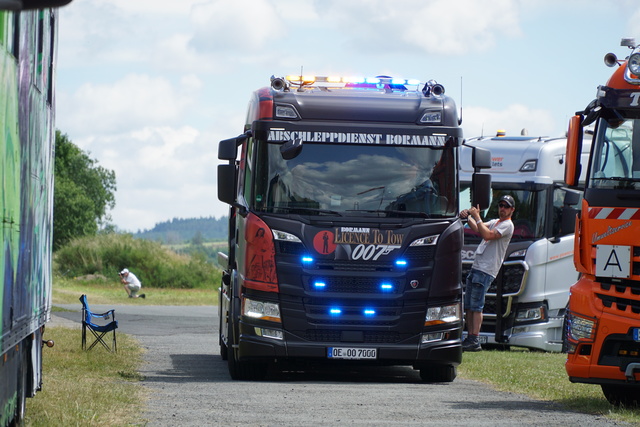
[564,37,640,406]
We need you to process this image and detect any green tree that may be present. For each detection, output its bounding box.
[53,131,117,250]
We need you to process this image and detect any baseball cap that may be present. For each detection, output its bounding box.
[499,195,515,208]
[120,268,129,274]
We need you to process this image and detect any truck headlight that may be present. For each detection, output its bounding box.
[516,306,544,322]
[566,311,595,341]
[425,303,461,326]
[629,52,640,76]
[243,297,281,322]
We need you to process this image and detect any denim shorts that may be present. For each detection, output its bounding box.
[464,268,495,312]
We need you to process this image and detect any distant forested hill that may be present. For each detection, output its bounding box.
[133,216,228,243]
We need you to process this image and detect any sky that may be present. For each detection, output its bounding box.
[55,0,640,232]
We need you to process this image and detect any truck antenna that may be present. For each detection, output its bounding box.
[458,76,463,126]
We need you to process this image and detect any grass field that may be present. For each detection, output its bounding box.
[458,349,640,424]
[52,275,217,306]
[26,328,144,426]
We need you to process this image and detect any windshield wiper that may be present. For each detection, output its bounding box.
[271,206,343,216]
[593,176,640,182]
[346,209,430,218]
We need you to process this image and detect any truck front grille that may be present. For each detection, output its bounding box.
[304,276,403,294]
[304,329,402,343]
[462,261,526,319]
[599,333,640,369]
[597,293,640,314]
[462,261,526,296]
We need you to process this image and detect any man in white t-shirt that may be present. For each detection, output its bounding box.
[459,195,515,352]
[120,268,146,299]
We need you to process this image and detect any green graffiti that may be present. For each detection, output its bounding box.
[0,11,21,343]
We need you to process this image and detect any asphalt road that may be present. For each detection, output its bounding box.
[51,304,627,426]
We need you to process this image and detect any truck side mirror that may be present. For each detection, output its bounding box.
[472,146,492,170]
[472,173,492,211]
[218,137,240,161]
[217,164,237,205]
[470,146,492,210]
[558,188,582,236]
[565,115,583,187]
[280,138,303,160]
[563,188,581,206]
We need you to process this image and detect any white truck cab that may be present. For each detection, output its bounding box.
[460,133,590,351]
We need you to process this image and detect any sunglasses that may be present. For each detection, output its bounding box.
[498,203,511,209]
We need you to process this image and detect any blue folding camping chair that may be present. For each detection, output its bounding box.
[80,294,118,353]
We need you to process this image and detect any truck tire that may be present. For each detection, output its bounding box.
[561,303,570,354]
[419,364,457,383]
[218,287,228,361]
[227,319,268,381]
[601,384,640,407]
[12,345,28,427]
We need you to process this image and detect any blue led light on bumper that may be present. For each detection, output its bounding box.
[380,283,393,292]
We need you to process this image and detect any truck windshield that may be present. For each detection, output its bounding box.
[253,140,458,218]
[590,118,640,189]
[460,184,547,242]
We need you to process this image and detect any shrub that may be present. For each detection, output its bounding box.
[54,233,220,289]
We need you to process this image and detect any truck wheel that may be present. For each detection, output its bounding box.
[227,320,268,381]
[419,364,457,382]
[219,322,228,360]
[601,384,640,407]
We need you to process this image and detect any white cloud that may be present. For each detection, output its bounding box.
[189,0,286,53]
[79,126,224,232]
[627,8,640,39]
[58,74,200,136]
[319,0,522,55]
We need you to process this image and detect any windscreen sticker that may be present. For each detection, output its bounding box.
[313,230,337,255]
[313,228,404,260]
[268,130,446,146]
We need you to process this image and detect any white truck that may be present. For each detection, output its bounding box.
[459,133,590,351]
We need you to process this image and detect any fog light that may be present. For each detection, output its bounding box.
[255,327,284,340]
[511,326,529,335]
[422,333,443,343]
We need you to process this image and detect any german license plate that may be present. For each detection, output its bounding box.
[327,347,377,360]
[633,328,640,342]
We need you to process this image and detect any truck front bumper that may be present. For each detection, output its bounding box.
[237,320,462,367]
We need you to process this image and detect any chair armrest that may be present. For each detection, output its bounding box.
[90,309,116,320]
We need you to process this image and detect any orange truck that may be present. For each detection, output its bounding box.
[564,37,640,406]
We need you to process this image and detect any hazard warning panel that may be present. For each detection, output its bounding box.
[595,244,631,278]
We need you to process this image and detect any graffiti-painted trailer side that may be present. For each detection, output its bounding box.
[0,2,70,425]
